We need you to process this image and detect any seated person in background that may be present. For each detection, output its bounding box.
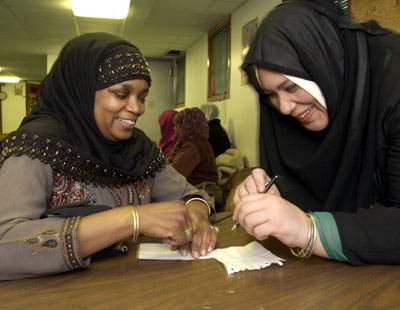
[168,108,218,186]
[158,110,178,157]
[200,103,231,157]
[0,33,217,281]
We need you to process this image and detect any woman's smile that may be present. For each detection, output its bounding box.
[94,79,149,141]
[117,117,136,129]
[296,106,313,122]
[256,67,329,132]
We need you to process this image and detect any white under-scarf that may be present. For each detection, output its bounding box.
[254,66,327,110]
[283,74,327,110]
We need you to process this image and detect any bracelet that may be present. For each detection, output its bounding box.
[290,213,317,259]
[185,197,211,215]
[129,205,140,243]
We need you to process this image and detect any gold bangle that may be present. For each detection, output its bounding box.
[129,205,140,243]
[290,213,317,259]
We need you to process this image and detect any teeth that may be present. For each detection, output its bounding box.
[299,107,312,119]
[119,118,135,125]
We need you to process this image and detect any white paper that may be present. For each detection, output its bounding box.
[138,241,284,274]
[138,243,214,260]
[213,241,284,274]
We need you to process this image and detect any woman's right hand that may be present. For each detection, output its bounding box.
[136,200,193,246]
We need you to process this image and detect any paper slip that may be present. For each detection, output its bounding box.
[213,241,285,274]
[138,243,214,260]
[138,241,285,274]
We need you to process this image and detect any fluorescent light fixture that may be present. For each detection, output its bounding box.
[0,76,20,83]
[71,0,130,19]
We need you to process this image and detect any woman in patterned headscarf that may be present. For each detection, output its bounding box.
[0,33,217,280]
[158,110,178,157]
[168,108,218,186]
[234,0,400,265]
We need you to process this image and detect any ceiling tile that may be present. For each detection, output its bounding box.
[0,0,249,81]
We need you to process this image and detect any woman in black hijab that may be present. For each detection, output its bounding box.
[233,0,400,265]
[0,33,217,280]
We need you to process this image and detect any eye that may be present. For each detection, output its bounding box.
[138,90,149,104]
[113,92,128,99]
[138,96,146,104]
[285,84,297,93]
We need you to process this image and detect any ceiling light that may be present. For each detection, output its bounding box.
[71,0,130,19]
[0,76,20,83]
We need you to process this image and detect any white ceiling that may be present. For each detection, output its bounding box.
[0,0,249,82]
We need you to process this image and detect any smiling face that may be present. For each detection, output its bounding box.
[256,67,329,132]
[94,79,149,142]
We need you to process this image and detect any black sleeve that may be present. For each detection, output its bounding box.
[333,88,400,265]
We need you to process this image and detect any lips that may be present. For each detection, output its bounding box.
[117,117,136,128]
[296,106,313,122]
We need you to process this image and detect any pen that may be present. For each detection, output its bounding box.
[231,175,279,231]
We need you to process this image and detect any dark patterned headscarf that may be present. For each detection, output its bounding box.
[167,108,209,161]
[0,32,165,186]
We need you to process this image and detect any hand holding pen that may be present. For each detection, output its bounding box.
[231,175,279,231]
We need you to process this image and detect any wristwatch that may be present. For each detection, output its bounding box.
[0,91,7,100]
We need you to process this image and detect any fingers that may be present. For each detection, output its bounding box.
[190,226,218,259]
[167,223,193,246]
[137,200,194,246]
[137,200,218,256]
[233,193,307,246]
[233,191,268,220]
[190,222,218,259]
[252,168,269,193]
[233,168,270,211]
[240,209,272,239]
[234,194,278,238]
[178,243,189,257]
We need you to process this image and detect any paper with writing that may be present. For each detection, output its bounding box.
[138,241,285,274]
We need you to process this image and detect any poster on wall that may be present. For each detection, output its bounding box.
[241,17,258,85]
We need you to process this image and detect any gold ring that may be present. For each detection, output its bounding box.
[210,225,219,233]
[184,227,192,234]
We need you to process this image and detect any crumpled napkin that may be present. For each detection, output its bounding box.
[212,241,284,274]
[138,241,284,274]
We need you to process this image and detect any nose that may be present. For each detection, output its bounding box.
[277,94,296,115]
[126,96,145,116]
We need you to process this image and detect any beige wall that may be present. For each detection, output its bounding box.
[184,0,280,167]
[1,82,26,133]
[136,59,173,144]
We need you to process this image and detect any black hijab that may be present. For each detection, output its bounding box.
[0,32,165,187]
[243,0,388,212]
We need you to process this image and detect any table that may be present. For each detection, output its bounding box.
[1,212,400,310]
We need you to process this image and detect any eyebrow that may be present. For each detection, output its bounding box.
[118,82,150,94]
[263,78,290,94]
[277,79,290,90]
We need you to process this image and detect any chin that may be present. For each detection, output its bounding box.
[109,133,132,142]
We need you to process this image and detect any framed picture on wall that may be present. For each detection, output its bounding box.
[241,17,258,85]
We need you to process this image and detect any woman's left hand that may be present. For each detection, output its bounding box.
[173,200,218,259]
